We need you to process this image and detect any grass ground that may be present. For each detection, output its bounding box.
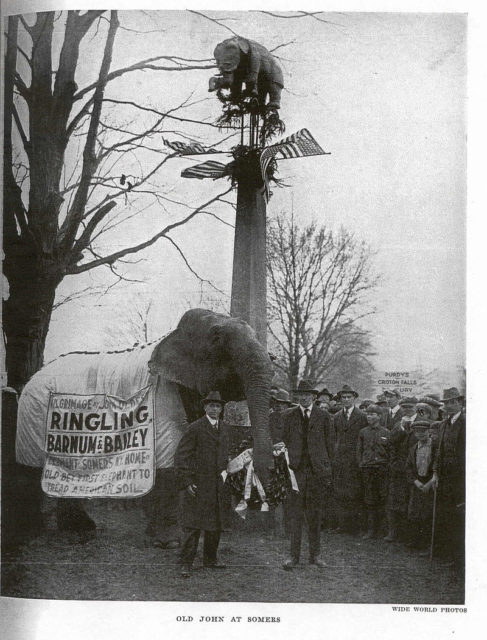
[1,498,463,603]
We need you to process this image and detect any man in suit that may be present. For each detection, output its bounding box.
[384,389,403,430]
[281,380,333,569]
[332,384,368,535]
[431,387,466,577]
[174,391,232,577]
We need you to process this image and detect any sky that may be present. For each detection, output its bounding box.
[9,9,467,377]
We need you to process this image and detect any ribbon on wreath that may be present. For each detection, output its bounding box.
[272,442,299,492]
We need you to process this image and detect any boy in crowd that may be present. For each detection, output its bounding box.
[356,404,390,539]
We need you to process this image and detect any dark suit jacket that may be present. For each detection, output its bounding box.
[385,406,404,430]
[332,407,368,502]
[433,413,466,506]
[174,415,232,531]
[281,405,333,479]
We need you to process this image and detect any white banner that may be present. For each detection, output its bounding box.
[41,386,155,498]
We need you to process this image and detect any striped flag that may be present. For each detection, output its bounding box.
[259,128,329,202]
[181,160,234,180]
[162,138,220,156]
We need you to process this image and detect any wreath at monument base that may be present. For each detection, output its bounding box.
[225,438,295,514]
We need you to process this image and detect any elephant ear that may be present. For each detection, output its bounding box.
[236,37,250,55]
[148,331,198,390]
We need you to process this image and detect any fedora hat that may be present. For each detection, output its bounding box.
[336,384,358,399]
[317,387,333,400]
[293,380,319,394]
[442,387,464,402]
[201,391,226,406]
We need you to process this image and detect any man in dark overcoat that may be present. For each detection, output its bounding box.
[281,380,333,569]
[431,387,466,576]
[174,391,232,577]
[332,384,368,535]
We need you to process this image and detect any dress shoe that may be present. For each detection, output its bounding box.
[309,559,327,568]
[384,533,397,542]
[180,566,191,578]
[282,559,299,571]
[203,561,226,569]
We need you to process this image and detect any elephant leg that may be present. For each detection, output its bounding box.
[56,499,96,543]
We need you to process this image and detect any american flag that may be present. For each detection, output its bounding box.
[259,128,329,201]
[162,138,220,155]
[181,160,234,180]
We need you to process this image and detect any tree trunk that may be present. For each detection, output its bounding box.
[3,242,60,390]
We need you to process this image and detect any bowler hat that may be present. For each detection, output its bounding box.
[201,391,226,406]
[399,396,418,407]
[442,387,464,402]
[293,380,319,395]
[336,384,358,399]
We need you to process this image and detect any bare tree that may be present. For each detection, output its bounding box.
[103,294,157,349]
[3,10,232,390]
[267,212,378,391]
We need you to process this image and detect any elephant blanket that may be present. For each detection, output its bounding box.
[16,343,188,470]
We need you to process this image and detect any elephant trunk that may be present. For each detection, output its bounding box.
[228,340,274,487]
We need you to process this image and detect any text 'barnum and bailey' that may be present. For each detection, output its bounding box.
[41,387,155,498]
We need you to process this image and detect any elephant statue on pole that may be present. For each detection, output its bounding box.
[15,309,274,539]
[209,36,284,110]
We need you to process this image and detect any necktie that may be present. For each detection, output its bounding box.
[304,409,310,422]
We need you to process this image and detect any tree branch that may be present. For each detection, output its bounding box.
[66,188,233,274]
[73,55,216,102]
[102,98,222,128]
[58,10,119,253]
[12,104,30,156]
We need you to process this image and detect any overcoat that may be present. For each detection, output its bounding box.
[281,405,333,479]
[174,415,232,531]
[433,414,466,509]
[332,407,368,503]
[387,425,417,512]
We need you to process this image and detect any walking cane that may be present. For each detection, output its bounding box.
[429,485,438,567]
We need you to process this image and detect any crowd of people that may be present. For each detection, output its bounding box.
[268,381,466,577]
[150,381,465,581]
